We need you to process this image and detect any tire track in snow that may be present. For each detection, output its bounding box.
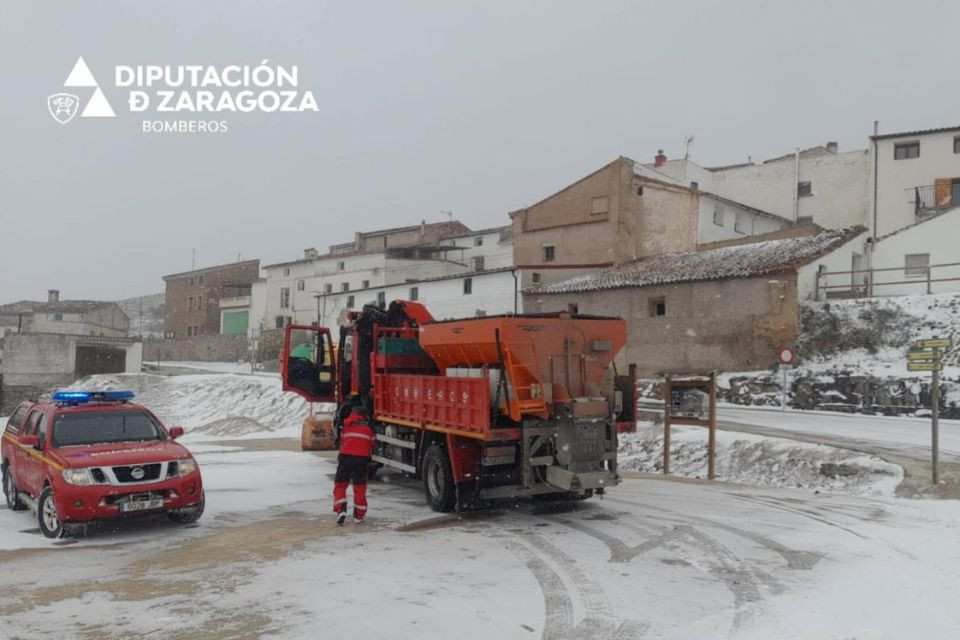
[719,492,916,560]
[675,525,764,635]
[539,514,685,564]
[539,508,772,636]
[506,526,648,639]
[608,493,826,570]
[504,536,575,640]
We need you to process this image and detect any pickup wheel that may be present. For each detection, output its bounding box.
[422,444,456,512]
[3,464,27,511]
[37,487,64,539]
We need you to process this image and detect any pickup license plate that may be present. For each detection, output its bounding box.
[119,498,164,513]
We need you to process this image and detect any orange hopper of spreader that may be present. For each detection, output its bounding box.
[418,313,627,421]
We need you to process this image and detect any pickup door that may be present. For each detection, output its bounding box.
[16,411,48,498]
[281,324,338,403]
[2,405,28,468]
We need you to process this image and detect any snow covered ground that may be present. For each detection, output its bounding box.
[620,422,903,496]
[2,444,960,639]
[4,372,960,638]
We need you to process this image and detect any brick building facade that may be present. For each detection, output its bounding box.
[162,260,260,339]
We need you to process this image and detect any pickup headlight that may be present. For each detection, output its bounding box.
[179,458,199,477]
[62,468,94,485]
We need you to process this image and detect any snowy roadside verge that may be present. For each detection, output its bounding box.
[619,421,903,496]
[68,373,309,439]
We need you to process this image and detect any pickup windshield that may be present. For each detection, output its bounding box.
[53,410,166,447]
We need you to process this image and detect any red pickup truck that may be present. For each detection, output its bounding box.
[1,391,204,538]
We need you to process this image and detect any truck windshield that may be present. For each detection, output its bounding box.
[53,411,166,447]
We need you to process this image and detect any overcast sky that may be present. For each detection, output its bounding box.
[1,0,958,302]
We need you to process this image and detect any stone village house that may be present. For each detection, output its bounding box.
[524,226,866,376]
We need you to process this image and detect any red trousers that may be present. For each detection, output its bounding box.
[333,454,368,517]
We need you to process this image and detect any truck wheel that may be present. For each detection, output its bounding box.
[422,445,456,512]
[37,487,64,539]
[3,464,26,511]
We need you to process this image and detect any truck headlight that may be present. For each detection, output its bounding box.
[179,458,198,477]
[62,468,94,485]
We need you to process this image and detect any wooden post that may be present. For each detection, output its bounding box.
[708,371,717,480]
[662,376,671,476]
[932,365,940,485]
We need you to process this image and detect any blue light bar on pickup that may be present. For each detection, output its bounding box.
[52,390,136,404]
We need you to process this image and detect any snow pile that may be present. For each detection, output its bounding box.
[618,421,903,496]
[69,373,309,438]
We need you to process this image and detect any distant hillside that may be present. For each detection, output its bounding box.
[116,293,165,338]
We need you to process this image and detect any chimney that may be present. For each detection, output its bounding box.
[47,289,60,304]
[420,219,426,237]
[654,149,667,167]
[304,247,318,260]
[826,141,838,153]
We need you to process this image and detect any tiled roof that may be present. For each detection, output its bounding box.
[527,227,866,294]
[0,300,44,314]
[0,300,116,315]
[264,221,474,269]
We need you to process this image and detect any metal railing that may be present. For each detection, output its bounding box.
[910,184,960,217]
[815,261,960,299]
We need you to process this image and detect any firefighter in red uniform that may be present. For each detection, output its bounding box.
[333,405,376,525]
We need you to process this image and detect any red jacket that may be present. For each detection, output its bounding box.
[339,413,376,457]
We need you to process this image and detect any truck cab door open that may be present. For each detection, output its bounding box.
[282,325,338,403]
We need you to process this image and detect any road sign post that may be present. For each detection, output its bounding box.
[777,347,796,411]
[908,337,950,486]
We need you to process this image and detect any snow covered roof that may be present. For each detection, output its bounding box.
[876,206,959,242]
[871,124,960,141]
[528,227,866,294]
[631,161,687,186]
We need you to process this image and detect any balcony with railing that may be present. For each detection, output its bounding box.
[910,183,960,218]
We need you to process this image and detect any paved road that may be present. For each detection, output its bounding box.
[640,400,960,462]
[2,440,959,639]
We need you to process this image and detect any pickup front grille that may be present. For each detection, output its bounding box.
[112,463,162,483]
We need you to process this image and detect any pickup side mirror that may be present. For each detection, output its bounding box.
[20,435,40,450]
[168,426,184,440]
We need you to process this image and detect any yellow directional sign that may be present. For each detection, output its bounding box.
[908,362,943,372]
[908,350,943,361]
[915,338,952,349]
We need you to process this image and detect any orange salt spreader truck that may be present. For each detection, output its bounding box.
[281,301,636,511]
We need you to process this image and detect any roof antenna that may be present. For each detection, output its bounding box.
[441,210,453,220]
